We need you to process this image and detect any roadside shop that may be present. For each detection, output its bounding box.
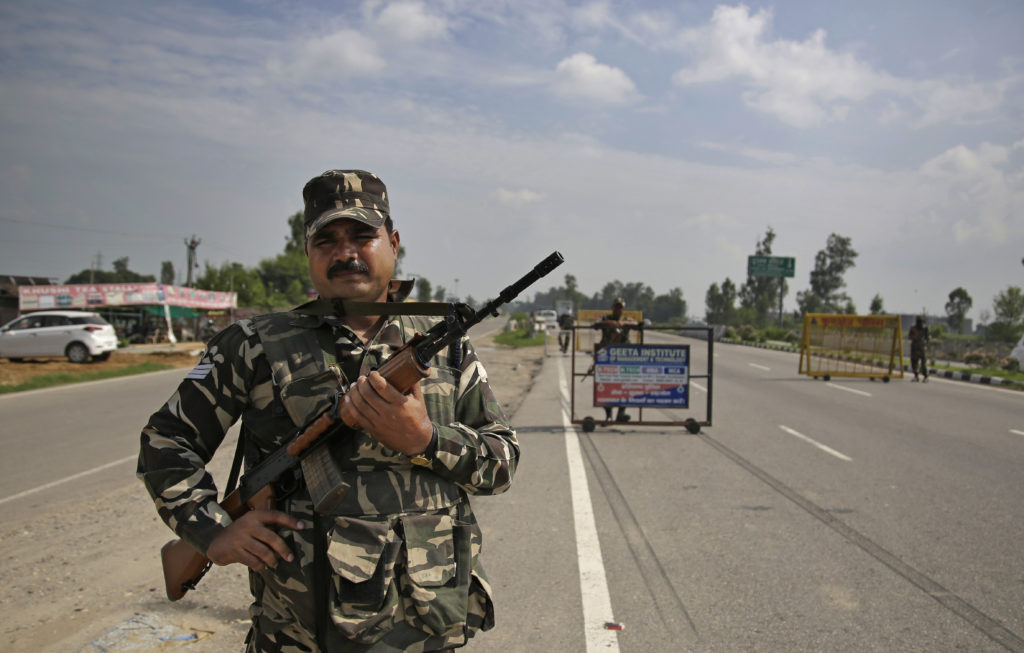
[18,282,237,344]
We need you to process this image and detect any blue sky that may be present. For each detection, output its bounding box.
[1,0,1021,322]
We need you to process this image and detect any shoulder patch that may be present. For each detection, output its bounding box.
[185,362,215,381]
[237,318,256,336]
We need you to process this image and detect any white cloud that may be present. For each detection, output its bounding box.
[671,4,1017,129]
[910,77,1013,127]
[495,188,545,204]
[552,52,638,105]
[373,1,449,43]
[672,5,896,128]
[918,142,1022,244]
[283,29,386,79]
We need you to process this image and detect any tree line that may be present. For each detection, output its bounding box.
[61,214,1024,344]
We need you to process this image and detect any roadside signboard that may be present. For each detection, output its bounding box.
[748,255,795,277]
[19,282,237,311]
[594,344,690,408]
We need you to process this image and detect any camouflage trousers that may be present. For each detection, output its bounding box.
[243,497,491,652]
[911,347,928,378]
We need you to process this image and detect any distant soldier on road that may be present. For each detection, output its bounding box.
[908,315,930,382]
[557,310,574,354]
[593,297,637,422]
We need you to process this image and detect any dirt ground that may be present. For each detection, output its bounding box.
[0,334,544,653]
[0,346,205,388]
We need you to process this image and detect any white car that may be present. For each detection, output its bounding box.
[0,310,118,363]
[536,309,559,331]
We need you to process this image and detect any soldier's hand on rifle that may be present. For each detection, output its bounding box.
[343,370,434,456]
[207,510,306,572]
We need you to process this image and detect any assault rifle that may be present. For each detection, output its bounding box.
[160,251,564,601]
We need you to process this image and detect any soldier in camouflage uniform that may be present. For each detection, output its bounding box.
[908,315,930,382]
[138,170,518,652]
[592,297,637,422]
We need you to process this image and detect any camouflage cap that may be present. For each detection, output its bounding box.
[302,170,389,239]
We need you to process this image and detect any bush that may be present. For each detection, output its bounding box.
[724,326,737,340]
[1001,357,1021,373]
[963,349,997,367]
[738,325,757,341]
[784,330,800,344]
[761,326,789,341]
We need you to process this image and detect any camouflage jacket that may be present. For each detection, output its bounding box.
[138,302,518,651]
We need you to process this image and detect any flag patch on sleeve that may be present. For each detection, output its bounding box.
[186,362,215,380]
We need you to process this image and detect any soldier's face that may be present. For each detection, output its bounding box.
[306,219,399,302]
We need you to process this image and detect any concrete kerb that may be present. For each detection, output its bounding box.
[719,338,1019,389]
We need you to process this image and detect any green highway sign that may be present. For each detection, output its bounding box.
[748,255,795,278]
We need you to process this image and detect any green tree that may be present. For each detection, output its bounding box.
[65,257,155,284]
[869,294,884,315]
[258,249,312,308]
[433,286,447,302]
[988,285,1024,342]
[944,287,972,333]
[160,261,176,285]
[563,274,586,309]
[196,261,268,307]
[416,277,433,302]
[705,278,738,325]
[796,233,858,314]
[285,211,304,253]
[647,287,687,323]
[739,227,785,326]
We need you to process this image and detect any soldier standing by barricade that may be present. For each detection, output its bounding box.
[908,315,930,382]
[593,297,637,422]
[138,169,518,652]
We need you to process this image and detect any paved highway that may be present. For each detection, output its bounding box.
[475,333,1024,652]
[1,332,1022,652]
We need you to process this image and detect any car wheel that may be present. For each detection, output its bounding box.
[66,342,90,363]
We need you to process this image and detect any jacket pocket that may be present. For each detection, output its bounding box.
[326,516,399,643]
[400,507,468,637]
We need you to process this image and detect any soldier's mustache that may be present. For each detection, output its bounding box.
[328,259,370,278]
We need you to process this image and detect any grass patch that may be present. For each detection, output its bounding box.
[493,328,546,348]
[0,361,176,394]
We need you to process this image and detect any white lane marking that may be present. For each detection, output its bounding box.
[558,358,620,653]
[778,425,853,462]
[1010,429,1024,437]
[0,455,137,506]
[748,363,771,371]
[691,381,707,393]
[826,382,872,397]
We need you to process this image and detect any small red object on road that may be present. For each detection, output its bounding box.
[603,621,624,630]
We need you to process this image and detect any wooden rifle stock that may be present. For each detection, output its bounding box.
[160,478,274,600]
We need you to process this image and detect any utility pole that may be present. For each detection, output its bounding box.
[90,251,102,284]
[184,235,201,287]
